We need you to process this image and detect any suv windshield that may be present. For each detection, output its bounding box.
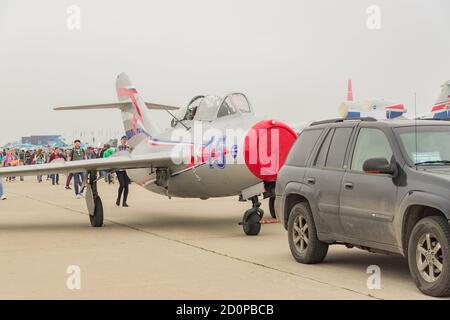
[394,125,450,165]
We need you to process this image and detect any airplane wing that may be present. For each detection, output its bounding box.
[54,102,179,111]
[0,152,181,177]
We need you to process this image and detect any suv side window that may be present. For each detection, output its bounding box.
[314,129,334,167]
[286,129,322,167]
[351,128,393,171]
[325,127,353,169]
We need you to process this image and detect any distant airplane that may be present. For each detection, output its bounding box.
[0,73,299,236]
[339,79,407,119]
[416,81,450,119]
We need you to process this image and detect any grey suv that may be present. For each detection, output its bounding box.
[275,118,450,297]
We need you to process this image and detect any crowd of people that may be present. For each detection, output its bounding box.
[0,136,131,207]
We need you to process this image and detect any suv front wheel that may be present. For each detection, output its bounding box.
[288,202,328,264]
[408,216,450,297]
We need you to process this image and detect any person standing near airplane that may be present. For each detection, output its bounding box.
[102,144,115,185]
[3,149,16,182]
[64,149,73,190]
[71,140,87,199]
[86,146,96,160]
[34,149,45,183]
[116,136,130,207]
[48,148,61,185]
[0,152,5,200]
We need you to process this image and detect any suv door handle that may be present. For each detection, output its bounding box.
[344,182,354,190]
[306,177,316,185]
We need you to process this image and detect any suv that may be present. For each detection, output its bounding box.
[275,118,450,297]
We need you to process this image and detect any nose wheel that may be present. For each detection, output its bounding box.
[241,196,264,236]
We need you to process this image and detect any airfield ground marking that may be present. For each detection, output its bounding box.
[9,190,382,300]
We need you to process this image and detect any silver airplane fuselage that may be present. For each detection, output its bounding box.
[127,113,264,199]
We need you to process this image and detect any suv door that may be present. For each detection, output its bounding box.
[339,127,398,245]
[305,126,354,236]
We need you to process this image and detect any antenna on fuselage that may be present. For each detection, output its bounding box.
[414,92,418,167]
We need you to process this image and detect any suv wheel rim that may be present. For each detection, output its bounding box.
[416,233,443,283]
[293,215,309,253]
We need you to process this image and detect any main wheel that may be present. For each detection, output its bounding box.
[407,216,450,297]
[89,196,104,227]
[288,202,328,264]
[269,196,276,219]
[243,208,262,236]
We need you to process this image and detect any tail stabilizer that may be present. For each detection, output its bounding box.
[55,102,178,111]
[347,79,353,101]
[431,81,450,118]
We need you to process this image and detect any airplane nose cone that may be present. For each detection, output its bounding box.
[244,120,298,182]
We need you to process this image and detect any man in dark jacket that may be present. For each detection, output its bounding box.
[116,136,130,207]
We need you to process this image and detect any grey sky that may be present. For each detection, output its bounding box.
[0,0,449,145]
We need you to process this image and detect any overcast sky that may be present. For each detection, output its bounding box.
[0,0,449,145]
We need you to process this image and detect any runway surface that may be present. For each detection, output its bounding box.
[0,179,440,299]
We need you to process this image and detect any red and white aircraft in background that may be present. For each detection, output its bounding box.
[339,79,407,119]
[416,81,450,119]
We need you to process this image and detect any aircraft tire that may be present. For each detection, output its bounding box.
[243,208,262,236]
[89,196,104,228]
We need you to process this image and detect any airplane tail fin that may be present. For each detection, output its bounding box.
[347,79,353,101]
[116,73,160,146]
[437,81,450,103]
[431,81,450,118]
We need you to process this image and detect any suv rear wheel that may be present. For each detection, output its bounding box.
[288,202,328,264]
[407,216,450,297]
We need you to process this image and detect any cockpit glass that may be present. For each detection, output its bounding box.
[194,96,222,121]
[229,93,251,114]
[172,93,252,126]
[217,97,237,118]
[171,96,203,127]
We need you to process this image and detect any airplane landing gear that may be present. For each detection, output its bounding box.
[269,196,276,219]
[241,196,264,236]
[85,171,104,227]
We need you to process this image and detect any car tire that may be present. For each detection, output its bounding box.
[288,202,328,264]
[407,215,450,297]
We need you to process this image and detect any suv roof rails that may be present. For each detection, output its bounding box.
[418,118,450,121]
[310,117,378,127]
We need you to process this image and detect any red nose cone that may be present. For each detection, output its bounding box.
[244,120,298,182]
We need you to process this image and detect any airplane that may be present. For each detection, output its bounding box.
[339,79,407,120]
[416,80,450,119]
[0,73,299,236]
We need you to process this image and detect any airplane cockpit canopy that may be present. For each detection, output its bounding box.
[194,95,223,121]
[171,93,253,127]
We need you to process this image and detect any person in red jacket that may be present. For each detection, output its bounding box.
[48,148,61,185]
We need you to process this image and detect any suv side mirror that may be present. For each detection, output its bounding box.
[363,157,397,176]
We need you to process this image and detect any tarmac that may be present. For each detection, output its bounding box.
[0,178,441,300]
